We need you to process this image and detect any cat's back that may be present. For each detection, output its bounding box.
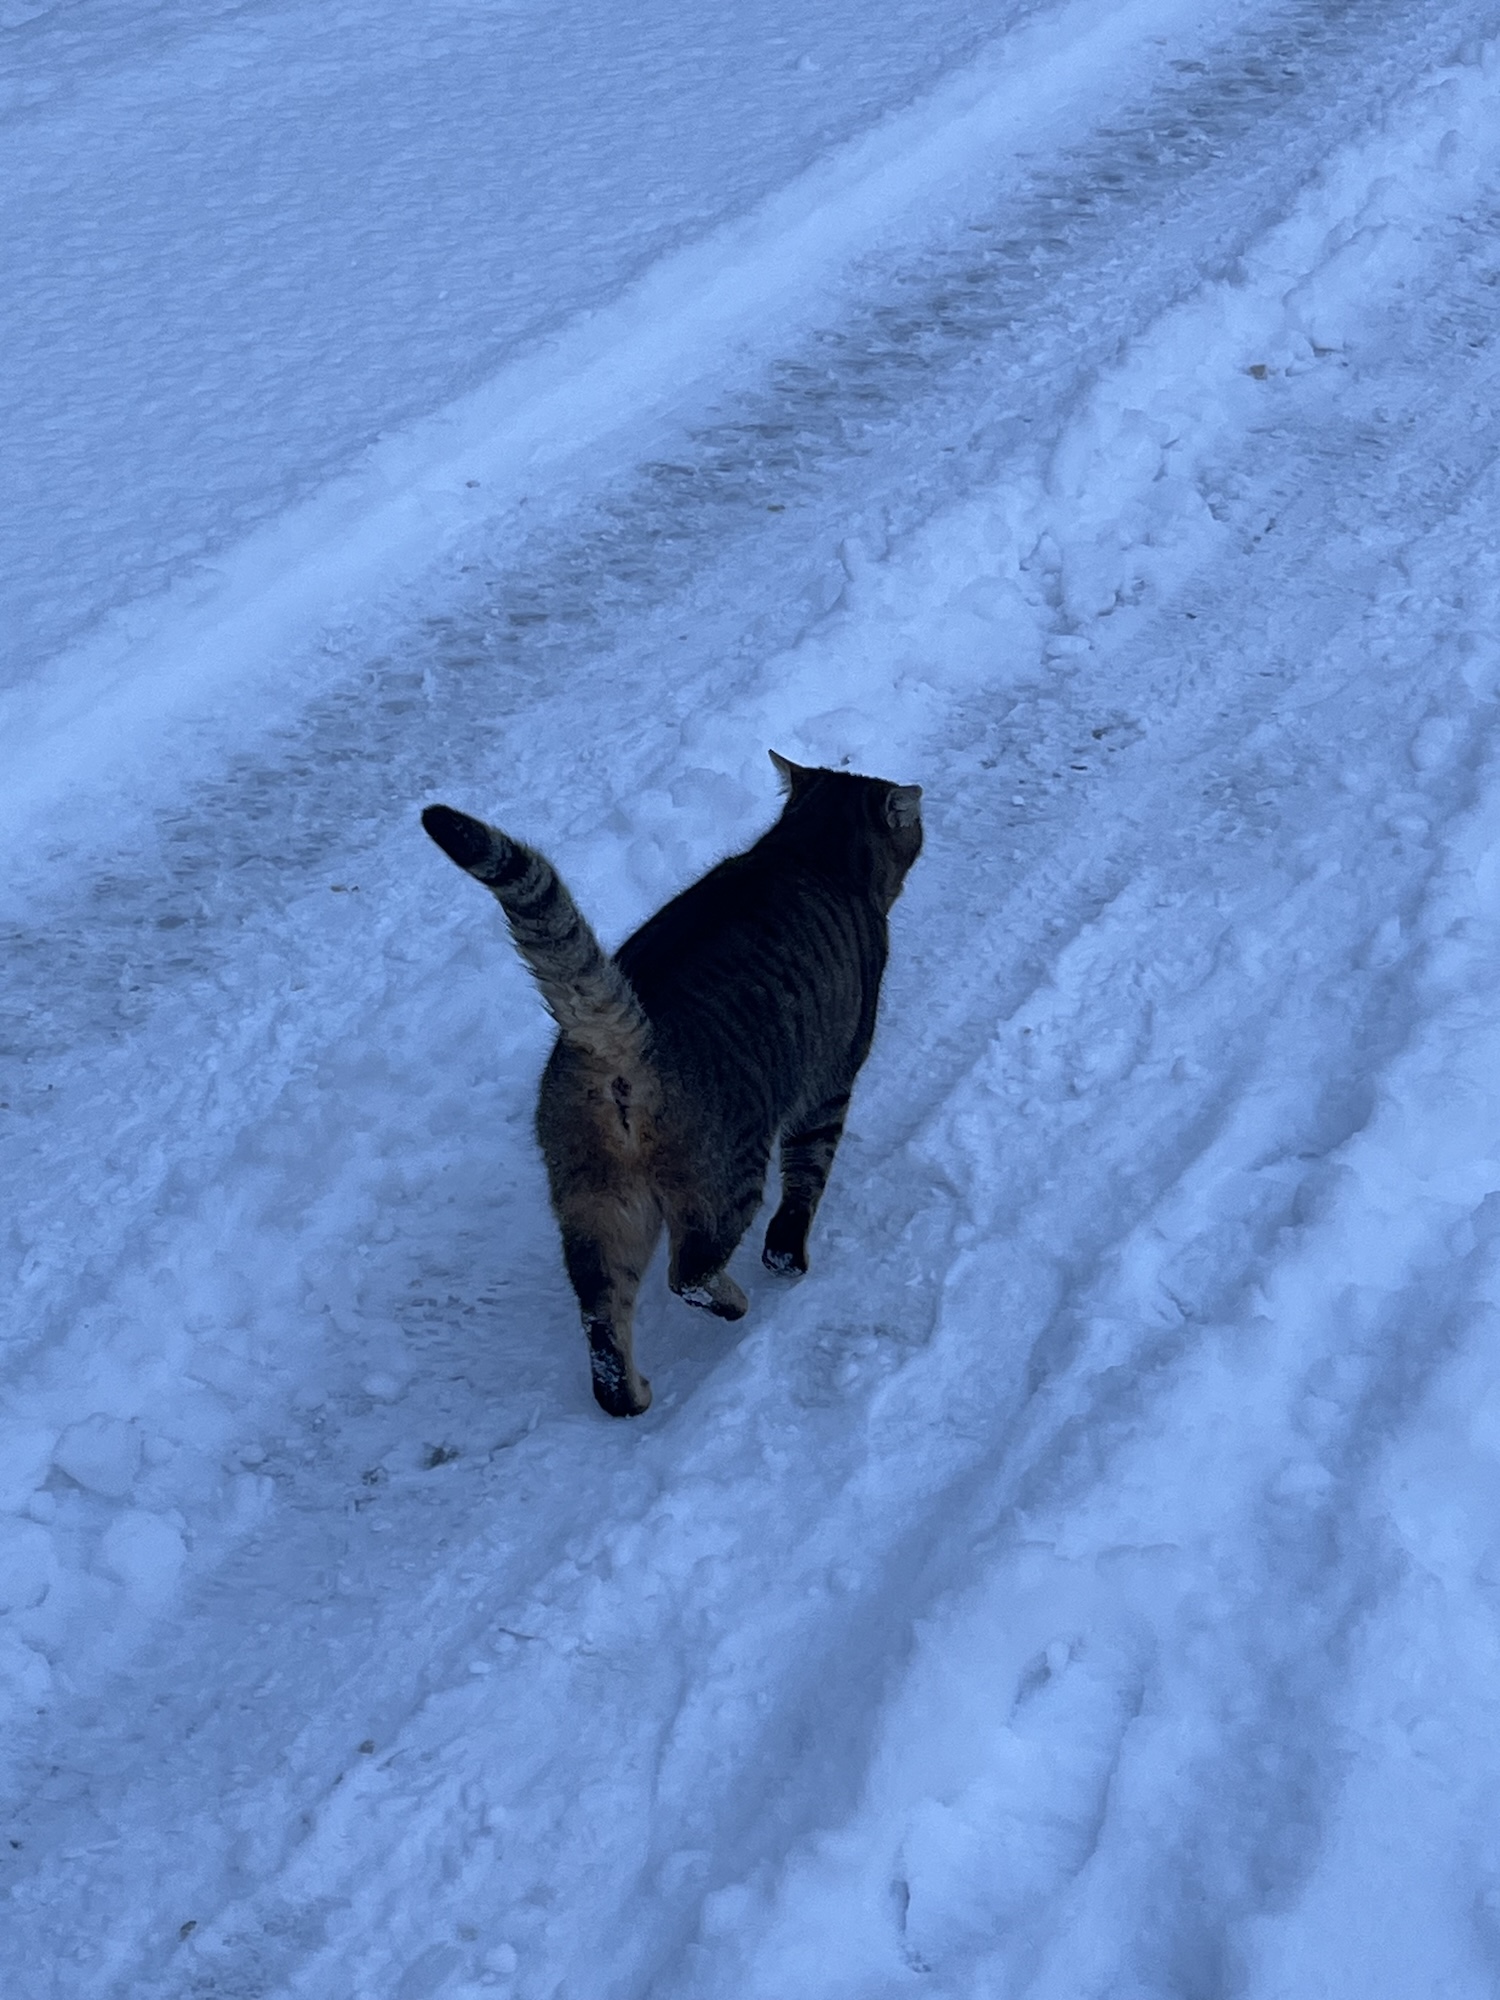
[621,838,872,999]
[613,765,920,1098]
[617,845,879,1120]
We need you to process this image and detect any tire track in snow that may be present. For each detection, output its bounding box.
[658,172,1500,2000]
[0,0,1248,824]
[434,101,1500,2000]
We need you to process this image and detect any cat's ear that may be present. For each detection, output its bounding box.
[769,749,807,793]
[885,783,922,831]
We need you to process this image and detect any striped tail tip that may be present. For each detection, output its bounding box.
[422,803,492,870]
[422,803,524,886]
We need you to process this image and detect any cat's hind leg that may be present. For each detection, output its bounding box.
[556,1188,661,1417]
[763,1089,851,1275]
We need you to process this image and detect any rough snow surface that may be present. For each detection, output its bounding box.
[7,0,1500,1994]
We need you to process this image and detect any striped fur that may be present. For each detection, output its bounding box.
[420,804,648,1069]
[422,755,922,1417]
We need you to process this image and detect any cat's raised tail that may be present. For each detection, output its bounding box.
[422,804,649,1069]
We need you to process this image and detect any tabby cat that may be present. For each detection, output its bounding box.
[422,752,922,1417]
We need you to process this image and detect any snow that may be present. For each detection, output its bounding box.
[0,0,1250,847]
[7,0,1500,1992]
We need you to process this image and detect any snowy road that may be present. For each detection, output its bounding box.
[7,0,1500,1994]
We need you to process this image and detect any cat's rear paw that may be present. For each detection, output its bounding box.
[676,1274,749,1321]
[586,1320,652,1417]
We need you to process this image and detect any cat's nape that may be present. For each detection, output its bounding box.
[422,752,922,1417]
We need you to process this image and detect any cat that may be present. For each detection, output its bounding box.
[421,752,922,1417]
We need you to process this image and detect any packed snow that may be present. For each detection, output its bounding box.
[7,0,1500,1993]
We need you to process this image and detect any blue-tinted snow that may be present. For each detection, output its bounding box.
[6,0,1500,1995]
[0,0,1021,686]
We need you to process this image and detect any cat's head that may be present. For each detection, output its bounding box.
[769,751,923,906]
